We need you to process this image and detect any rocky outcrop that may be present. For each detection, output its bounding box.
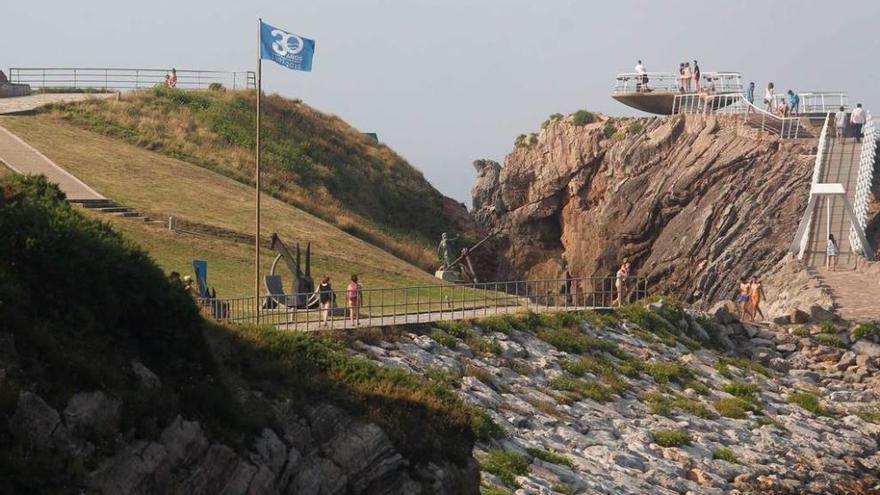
[348,307,880,494]
[472,115,816,307]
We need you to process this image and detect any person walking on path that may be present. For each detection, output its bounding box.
[748,277,767,321]
[835,106,848,139]
[736,278,750,321]
[693,60,701,93]
[787,90,800,115]
[851,103,866,143]
[317,276,333,327]
[346,275,363,326]
[745,82,756,113]
[826,234,839,272]
[764,82,775,112]
[613,258,631,307]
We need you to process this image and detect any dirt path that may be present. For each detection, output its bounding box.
[815,269,880,321]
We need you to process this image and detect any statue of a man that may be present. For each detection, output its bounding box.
[437,232,459,269]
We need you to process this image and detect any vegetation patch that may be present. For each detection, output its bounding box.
[436,320,473,340]
[852,321,878,341]
[712,447,739,464]
[526,448,575,468]
[792,327,811,338]
[602,122,617,138]
[627,122,644,134]
[651,429,690,448]
[481,450,530,488]
[644,392,714,419]
[549,377,612,403]
[476,315,517,335]
[815,334,848,349]
[538,327,623,358]
[855,406,880,424]
[644,361,692,384]
[468,336,503,355]
[752,416,788,432]
[570,110,596,126]
[787,391,825,415]
[430,330,458,349]
[722,382,761,404]
[714,397,759,419]
[541,113,564,129]
[819,322,837,334]
[717,357,772,378]
[472,408,507,441]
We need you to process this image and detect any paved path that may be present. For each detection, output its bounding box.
[0,124,104,200]
[0,93,115,115]
[815,270,880,321]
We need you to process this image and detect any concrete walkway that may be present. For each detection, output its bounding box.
[0,124,104,201]
[0,93,115,115]
[816,270,880,321]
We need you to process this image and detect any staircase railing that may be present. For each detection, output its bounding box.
[850,110,877,260]
[740,97,803,138]
[791,112,832,259]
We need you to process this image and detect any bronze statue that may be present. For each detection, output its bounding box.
[437,232,459,269]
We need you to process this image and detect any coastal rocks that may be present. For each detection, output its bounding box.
[471,115,814,307]
[9,392,65,444]
[63,391,121,437]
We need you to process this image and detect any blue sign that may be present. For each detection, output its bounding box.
[260,21,315,72]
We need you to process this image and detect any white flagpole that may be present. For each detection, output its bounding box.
[255,18,262,323]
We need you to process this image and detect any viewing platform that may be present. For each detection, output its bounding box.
[612,71,743,115]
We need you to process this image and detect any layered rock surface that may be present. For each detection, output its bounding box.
[472,115,816,307]
[348,307,880,494]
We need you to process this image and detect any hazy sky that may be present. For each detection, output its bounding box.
[3,0,879,205]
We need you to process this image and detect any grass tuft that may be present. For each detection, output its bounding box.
[481,450,530,488]
[787,391,824,415]
[526,447,575,468]
[651,429,690,448]
[712,447,739,464]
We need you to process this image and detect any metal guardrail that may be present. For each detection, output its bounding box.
[8,67,256,91]
[769,92,848,115]
[197,276,649,331]
[791,112,832,259]
[672,92,803,138]
[614,71,743,95]
[851,110,877,259]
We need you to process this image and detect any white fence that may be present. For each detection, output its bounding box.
[8,67,256,91]
[850,111,877,257]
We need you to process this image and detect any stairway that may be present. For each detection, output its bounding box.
[804,139,862,268]
[743,111,814,138]
[69,198,159,223]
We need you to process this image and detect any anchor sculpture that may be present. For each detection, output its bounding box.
[264,233,317,309]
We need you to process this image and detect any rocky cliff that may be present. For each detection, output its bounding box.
[472,115,816,306]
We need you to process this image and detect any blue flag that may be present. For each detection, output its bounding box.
[260,21,315,72]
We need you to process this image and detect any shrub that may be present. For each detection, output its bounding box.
[514,134,529,148]
[651,429,690,448]
[436,320,473,340]
[815,334,848,349]
[619,359,643,378]
[549,377,612,402]
[526,448,575,467]
[819,322,837,334]
[717,357,772,378]
[541,113,564,129]
[602,122,617,138]
[787,391,824,415]
[713,447,739,464]
[644,362,692,384]
[431,330,457,348]
[792,327,811,338]
[752,416,788,432]
[471,408,507,441]
[722,382,760,403]
[714,397,759,419]
[852,321,878,341]
[683,379,710,395]
[468,336,503,355]
[644,392,713,419]
[856,406,880,423]
[552,483,574,495]
[538,327,620,356]
[481,450,530,488]
[571,110,596,126]
[528,133,538,146]
[627,122,644,134]
[208,82,225,91]
[478,315,516,335]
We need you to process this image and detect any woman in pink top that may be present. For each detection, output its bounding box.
[347,275,363,326]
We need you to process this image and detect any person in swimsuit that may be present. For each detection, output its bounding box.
[346,275,362,326]
[826,234,839,272]
[736,277,750,320]
[316,275,333,327]
[613,258,631,307]
[682,63,693,93]
[764,82,775,112]
[748,277,767,321]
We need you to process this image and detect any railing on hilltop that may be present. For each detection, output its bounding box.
[197,276,649,331]
[851,111,877,260]
[769,92,848,115]
[614,71,743,95]
[7,67,256,91]
[672,92,804,138]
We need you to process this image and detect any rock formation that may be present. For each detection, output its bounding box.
[472,115,817,306]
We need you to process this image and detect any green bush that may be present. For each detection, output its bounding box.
[602,122,617,138]
[856,406,880,424]
[541,113,564,130]
[549,377,612,402]
[471,408,507,441]
[815,334,848,349]
[526,447,574,467]
[852,321,878,341]
[787,391,823,415]
[627,122,644,134]
[481,450,530,488]
[538,327,623,357]
[477,315,517,334]
[752,416,788,432]
[571,110,596,126]
[207,82,225,92]
[644,362,692,384]
[436,320,473,340]
[431,330,458,348]
[722,382,760,403]
[552,483,574,495]
[468,336,503,355]
[715,397,759,419]
[713,447,739,464]
[717,357,772,378]
[651,429,690,448]
[514,134,529,148]
[819,322,837,334]
[644,392,713,419]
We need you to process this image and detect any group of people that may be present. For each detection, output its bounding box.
[750,82,801,116]
[164,68,177,88]
[736,277,767,322]
[677,60,704,93]
[835,103,867,142]
[314,275,363,327]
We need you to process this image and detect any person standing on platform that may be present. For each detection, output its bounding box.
[851,103,866,143]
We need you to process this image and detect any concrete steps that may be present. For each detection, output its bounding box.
[69,198,153,223]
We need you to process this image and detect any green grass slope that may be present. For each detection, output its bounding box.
[0,114,444,295]
[0,175,473,491]
[37,86,470,268]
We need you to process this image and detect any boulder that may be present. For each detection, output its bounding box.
[809,305,836,323]
[790,309,811,324]
[853,340,880,358]
[131,360,161,389]
[63,391,121,436]
[9,392,64,444]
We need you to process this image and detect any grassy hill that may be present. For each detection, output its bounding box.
[0,175,474,491]
[0,114,445,295]
[36,86,470,268]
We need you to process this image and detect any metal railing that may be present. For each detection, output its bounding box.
[614,71,742,95]
[8,67,256,91]
[671,92,804,139]
[851,110,877,259]
[740,97,803,138]
[197,276,649,331]
[768,92,848,115]
[791,112,832,259]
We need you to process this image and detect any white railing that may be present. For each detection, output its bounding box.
[740,97,803,138]
[769,92,848,115]
[850,110,877,259]
[8,67,256,91]
[614,71,742,95]
[673,92,804,139]
[793,113,832,259]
